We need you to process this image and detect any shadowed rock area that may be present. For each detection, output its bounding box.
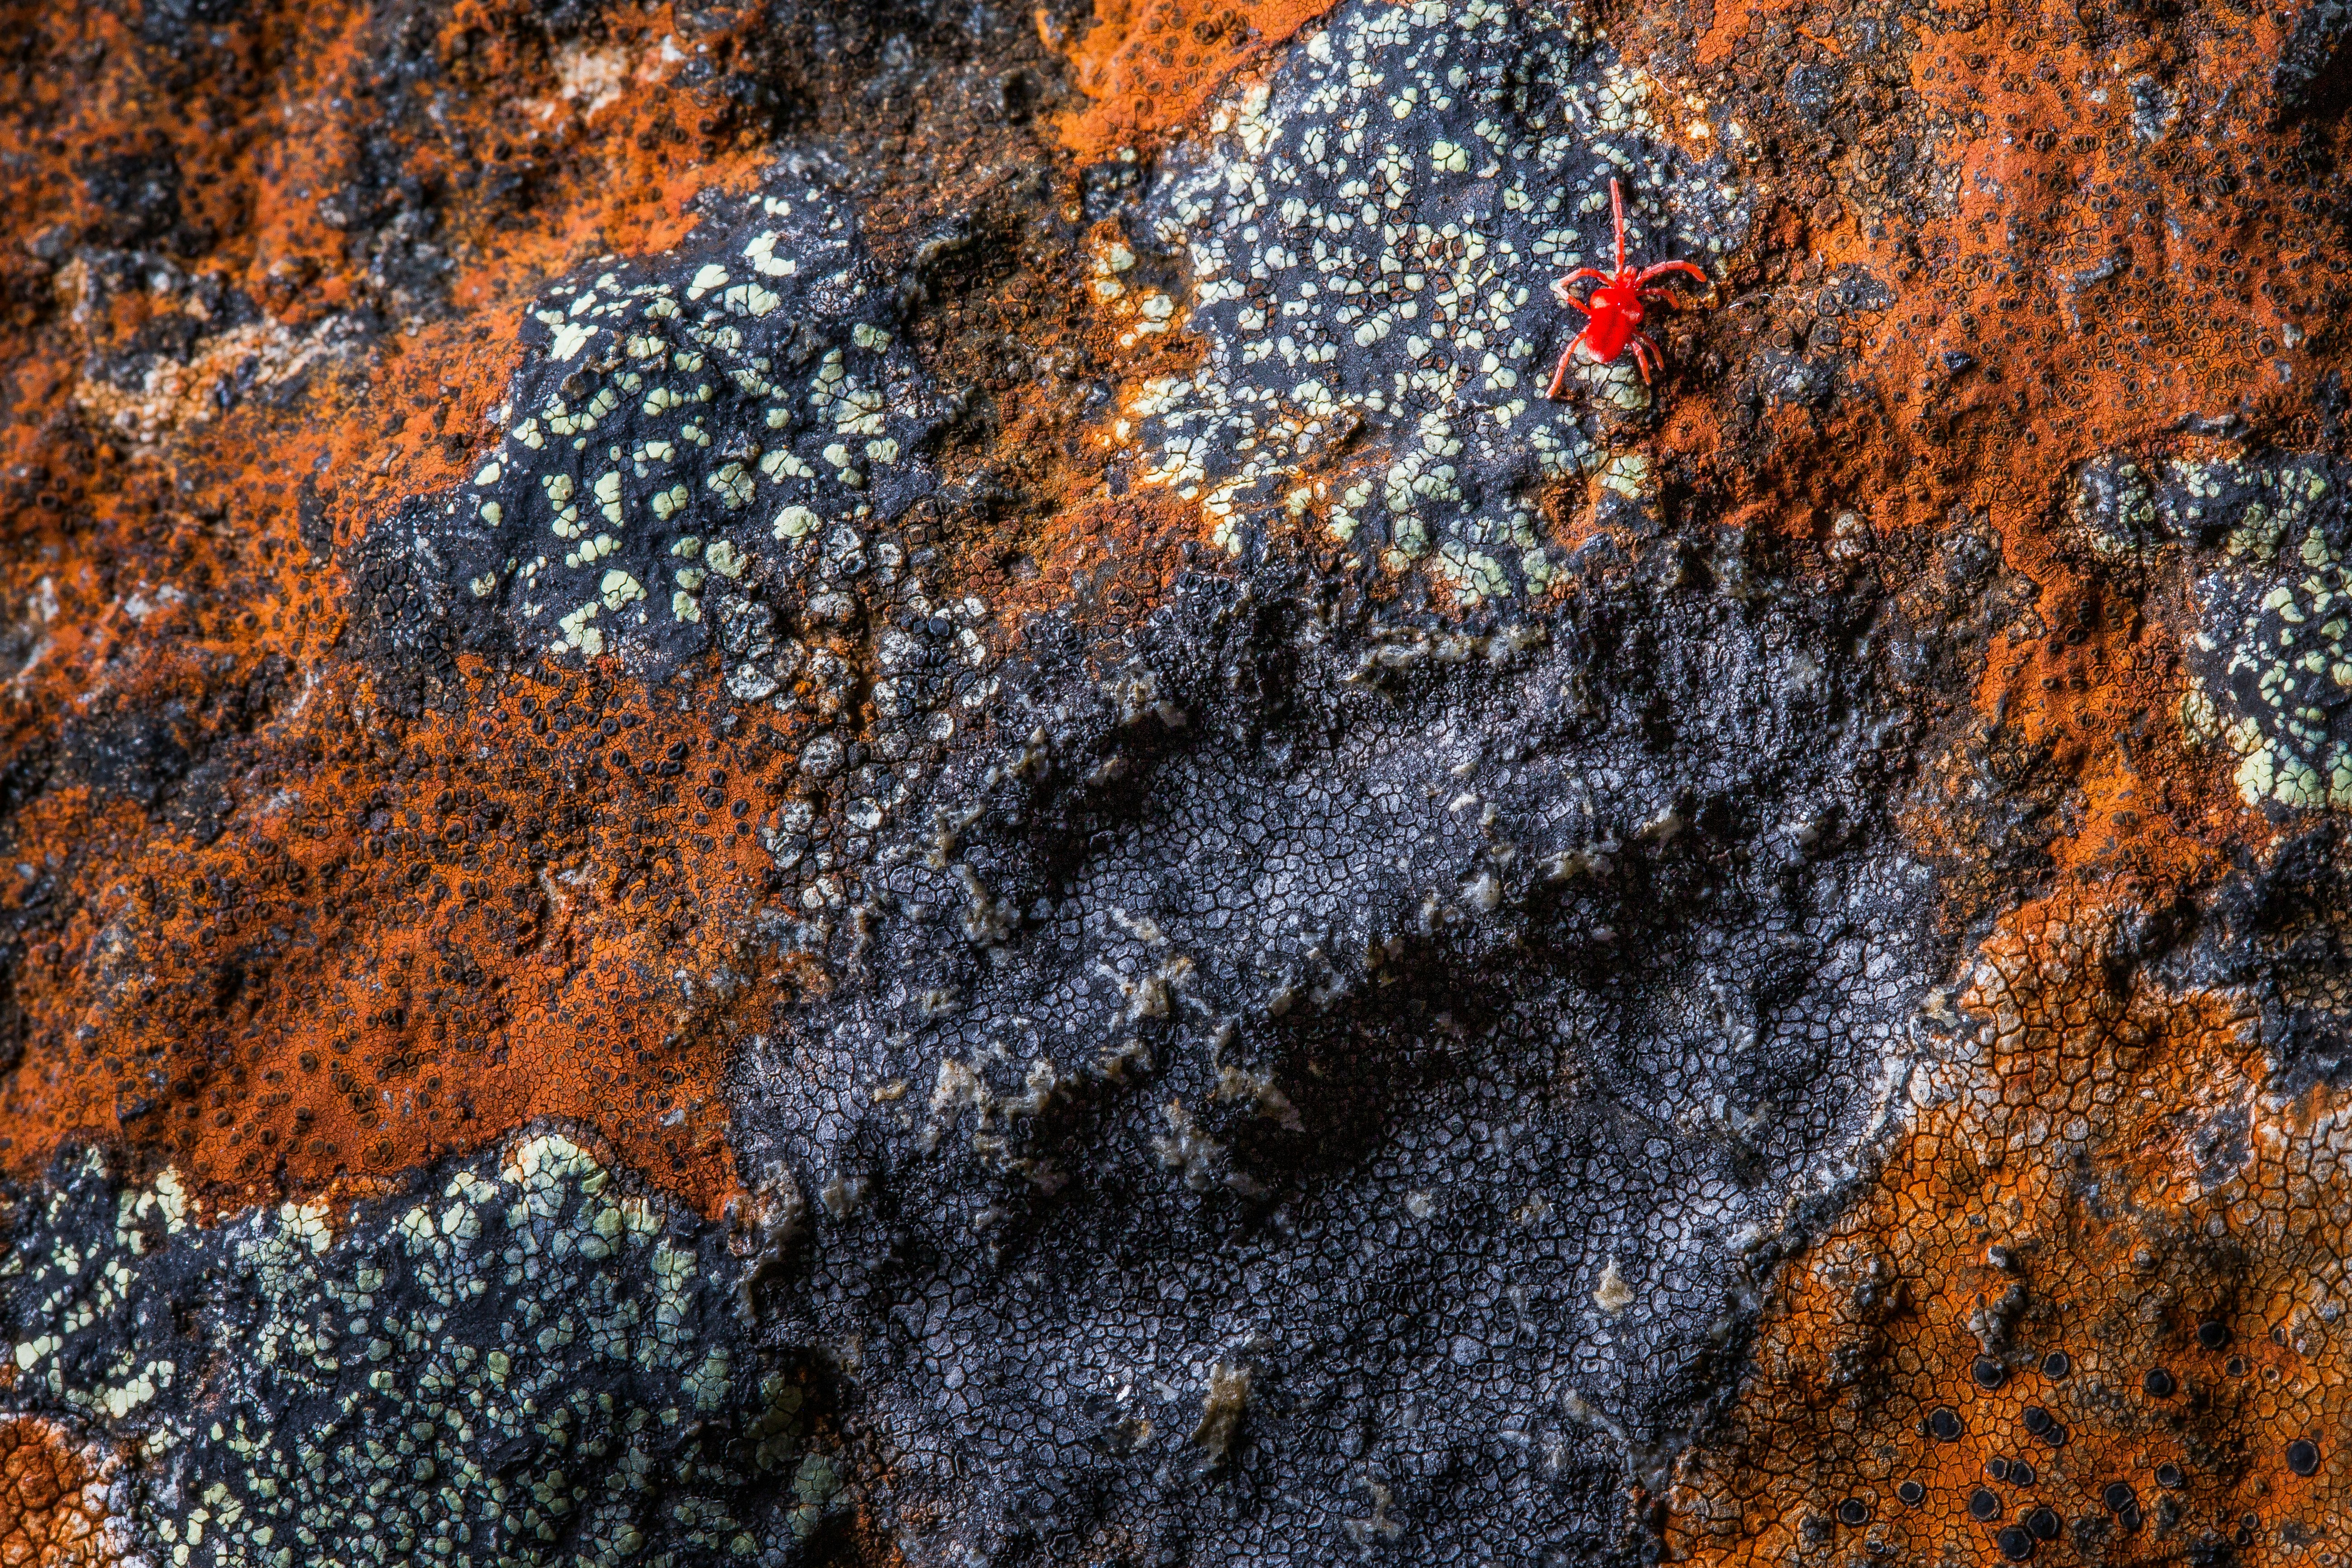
[2,0,2351,1564]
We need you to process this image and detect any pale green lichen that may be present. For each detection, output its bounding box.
[0,1136,846,1568]
[2176,456,2352,812]
[1114,0,1739,601]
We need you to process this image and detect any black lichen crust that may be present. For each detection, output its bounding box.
[724,537,1958,1564]
[0,527,1970,1568]
[354,159,946,689]
[2170,816,2352,1096]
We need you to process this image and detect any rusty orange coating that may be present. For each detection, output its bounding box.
[1665,894,2349,1564]
[1626,0,2352,894]
[0,1418,114,1568]
[1049,0,1345,160]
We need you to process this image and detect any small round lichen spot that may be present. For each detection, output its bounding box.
[1594,1258,1635,1314]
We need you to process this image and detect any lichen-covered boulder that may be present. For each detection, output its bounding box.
[1,0,2349,1564]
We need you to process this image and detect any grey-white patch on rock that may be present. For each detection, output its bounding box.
[1115,0,1750,602]
[353,159,946,687]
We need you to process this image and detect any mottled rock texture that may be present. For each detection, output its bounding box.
[1,0,2350,1564]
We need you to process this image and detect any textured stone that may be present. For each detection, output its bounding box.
[1,0,2350,1563]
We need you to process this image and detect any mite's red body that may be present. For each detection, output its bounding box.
[1548,178,1710,397]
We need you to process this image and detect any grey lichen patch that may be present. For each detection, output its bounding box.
[1117,0,1746,601]
[357,161,946,686]
[2160,453,2352,810]
[721,550,1953,1559]
[1,1137,845,1567]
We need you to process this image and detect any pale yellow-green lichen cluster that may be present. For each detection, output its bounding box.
[399,172,942,686]
[2175,457,2352,812]
[2,1137,840,1568]
[1114,0,1745,604]
[502,244,901,660]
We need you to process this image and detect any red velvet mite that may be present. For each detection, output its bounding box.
[1546,177,1711,397]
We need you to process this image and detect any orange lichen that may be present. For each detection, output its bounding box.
[900,208,1228,632]
[1631,0,2352,884]
[1049,0,1343,160]
[1967,569,2242,888]
[0,653,807,1219]
[0,0,772,337]
[0,1418,113,1568]
[1667,894,2349,1564]
[0,0,800,1216]
[978,483,1219,633]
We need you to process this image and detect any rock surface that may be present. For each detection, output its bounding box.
[0,0,2348,1564]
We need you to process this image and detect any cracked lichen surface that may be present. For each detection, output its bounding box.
[1666,893,2352,1565]
[8,0,2352,1562]
[1118,0,1746,599]
[716,560,1954,1561]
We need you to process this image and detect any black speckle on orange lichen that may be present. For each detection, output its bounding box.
[0,655,807,1217]
[1665,893,2351,1565]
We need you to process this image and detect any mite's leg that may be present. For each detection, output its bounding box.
[1548,339,1580,399]
[1637,260,1709,287]
[1628,334,1660,383]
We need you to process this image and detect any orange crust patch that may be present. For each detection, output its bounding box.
[1632,0,2352,888]
[1667,894,2349,1564]
[0,654,817,1219]
[0,1417,114,1568]
[1048,0,1343,160]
